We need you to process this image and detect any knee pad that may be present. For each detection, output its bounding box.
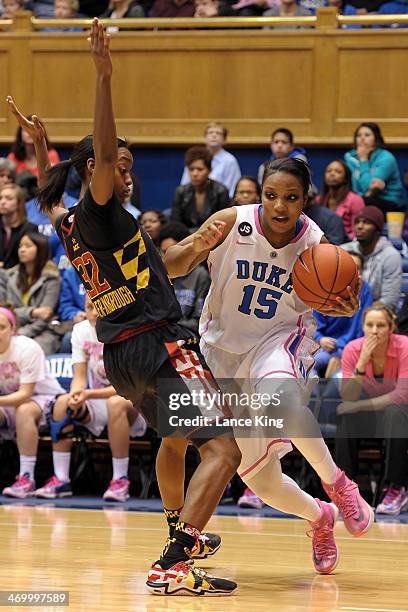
[47,404,88,443]
[47,407,75,443]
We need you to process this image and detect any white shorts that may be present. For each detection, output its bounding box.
[129,411,147,438]
[0,394,54,439]
[201,332,318,480]
[83,399,147,438]
[83,399,108,437]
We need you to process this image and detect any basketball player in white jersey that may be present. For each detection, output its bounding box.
[164,157,374,575]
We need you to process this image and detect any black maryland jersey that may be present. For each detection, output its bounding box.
[55,189,182,343]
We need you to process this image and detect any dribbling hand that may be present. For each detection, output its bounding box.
[318,275,362,318]
[88,18,112,77]
[6,96,45,143]
[192,221,226,254]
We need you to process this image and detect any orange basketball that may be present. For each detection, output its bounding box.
[292,244,358,311]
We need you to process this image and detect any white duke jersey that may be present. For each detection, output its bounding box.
[199,204,324,354]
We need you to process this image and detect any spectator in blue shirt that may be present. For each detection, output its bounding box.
[313,252,373,377]
[58,265,86,352]
[25,193,77,275]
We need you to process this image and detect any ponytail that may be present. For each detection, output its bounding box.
[37,134,129,214]
[38,159,73,214]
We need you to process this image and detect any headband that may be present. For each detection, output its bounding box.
[0,307,17,330]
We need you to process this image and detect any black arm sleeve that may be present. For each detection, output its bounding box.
[74,187,136,250]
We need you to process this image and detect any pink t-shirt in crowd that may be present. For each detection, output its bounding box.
[341,334,408,405]
[317,191,365,240]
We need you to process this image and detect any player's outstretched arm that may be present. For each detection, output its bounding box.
[163,208,236,278]
[87,18,117,206]
[5,95,68,227]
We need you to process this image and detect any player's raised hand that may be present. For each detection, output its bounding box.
[88,18,112,77]
[6,96,45,143]
[192,221,226,254]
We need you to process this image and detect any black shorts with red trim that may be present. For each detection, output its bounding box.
[103,323,232,442]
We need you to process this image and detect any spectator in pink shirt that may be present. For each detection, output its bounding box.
[336,304,408,515]
[7,116,59,179]
[317,160,365,241]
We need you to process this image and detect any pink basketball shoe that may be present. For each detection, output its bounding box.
[2,473,35,499]
[322,468,374,537]
[35,476,72,499]
[103,477,130,502]
[376,486,408,515]
[307,499,339,574]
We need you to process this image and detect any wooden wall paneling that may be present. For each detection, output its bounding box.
[334,33,408,141]
[1,21,408,144]
[0,46,10,138]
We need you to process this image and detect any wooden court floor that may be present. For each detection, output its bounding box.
[0,505,407,612]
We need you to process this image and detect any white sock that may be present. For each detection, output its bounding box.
[112,457,129,480]
[292,438,338,485]
[247,462,321,522]
[53,452,71,482]
[20,455,36,480]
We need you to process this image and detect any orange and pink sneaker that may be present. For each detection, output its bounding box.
[307,499,339,575]
[146,561,237,596]
[322,468,374,537]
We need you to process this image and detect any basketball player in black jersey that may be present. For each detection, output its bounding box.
[6,19,241,597]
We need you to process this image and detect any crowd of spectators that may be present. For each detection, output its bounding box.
[1,117,408,516]
[1,0,408,21]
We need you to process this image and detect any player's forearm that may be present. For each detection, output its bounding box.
[357,394,393,411]
[70,375,87,394]
[94,73,117,165]
[341,376,365,401]
[33,136,51,188]
[86,386,116,400]
[0,390,32,407]
[164,243,209,279]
